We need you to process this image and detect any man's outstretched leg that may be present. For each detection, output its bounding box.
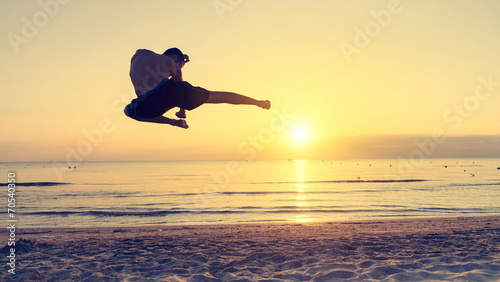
[206,91,270,110]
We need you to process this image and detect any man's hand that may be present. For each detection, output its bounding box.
[183,54,190,64]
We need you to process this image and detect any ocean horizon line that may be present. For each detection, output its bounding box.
[2,157,500,164]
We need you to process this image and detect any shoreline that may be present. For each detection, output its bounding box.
[8,214,500,234]
[2,216,500,281]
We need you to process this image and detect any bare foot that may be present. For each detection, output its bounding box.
[176,109,187,119]
[174,119,188,129]
[258,100,271,110]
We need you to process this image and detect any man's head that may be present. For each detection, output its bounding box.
[163,48,188,68]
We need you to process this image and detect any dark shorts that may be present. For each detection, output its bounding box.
[124,78,209,119]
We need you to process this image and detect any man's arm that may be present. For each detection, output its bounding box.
[161,56,183,81]
[133,116,188,129]
[172,66,183,81]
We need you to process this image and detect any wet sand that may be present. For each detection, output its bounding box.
[1,216,499,281]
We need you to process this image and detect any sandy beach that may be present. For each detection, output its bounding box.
[2,216,499,281]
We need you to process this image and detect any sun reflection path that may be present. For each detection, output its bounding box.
[295,159,307,186]
[293,159,313,223]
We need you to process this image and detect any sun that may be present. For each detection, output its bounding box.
[291,125,309,143]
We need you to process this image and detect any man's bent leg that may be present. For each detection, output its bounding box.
[206,91,270,110]
[176,108,187,119]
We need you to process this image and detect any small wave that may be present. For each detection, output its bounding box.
[22,205,491,219]
[220,191,299,195]
[3,182,72,187]
[419,207,487,212]
[22,209,341,217]
[249,179,427,185]
[450,182,500,187]
[25,211,80,216]
[172,189,408,197]
[23,210,175,217]
[218,189,407,196]
[90,210,187,217]
[23,210,249,217]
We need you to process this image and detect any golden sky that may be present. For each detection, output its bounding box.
[1,0,499,162]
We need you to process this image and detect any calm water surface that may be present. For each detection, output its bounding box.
[1,159,499,228]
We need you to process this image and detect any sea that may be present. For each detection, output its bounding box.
[1,158,499,228]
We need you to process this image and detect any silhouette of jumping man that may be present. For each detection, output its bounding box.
[124,48,271,129]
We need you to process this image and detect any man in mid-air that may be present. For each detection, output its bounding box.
[124,48,271,129]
